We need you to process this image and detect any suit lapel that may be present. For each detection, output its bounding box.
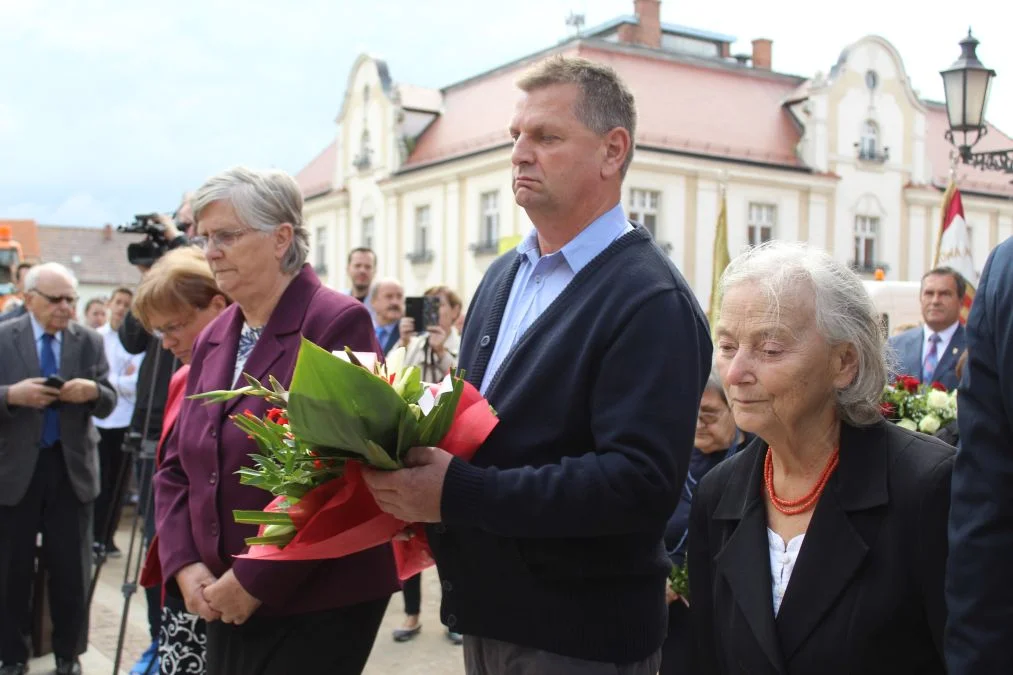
[774,423,889,660]
[12,316,39,374]
[933,324,965,383]
[202,307,245,419]
[60,323,82,377]
[904,330,923,380]
[220,266,317,416]
[714,445,789,675]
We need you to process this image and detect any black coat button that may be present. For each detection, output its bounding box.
[442,580,453,592]
[434,523,447,534]
[447,614,457,627]
[480,335,491,347]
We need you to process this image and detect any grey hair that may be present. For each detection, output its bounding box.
[719,241,887,427]
[192,166,309,274]
[24,262,78,291]
[703,366,728,404]
[369,277,403,303]
[517,55,637,177]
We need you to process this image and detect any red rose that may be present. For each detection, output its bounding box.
[313,459,324,470]
[880,402,897,418]
[931,382,947,392]
[898,375,920,394]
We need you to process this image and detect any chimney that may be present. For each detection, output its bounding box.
[635,0,662,49]
[103,223,113,241]
[620,0,662,49]
[751,38,772,69]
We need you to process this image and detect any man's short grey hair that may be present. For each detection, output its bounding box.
[192,166,309,274]
[24,262,78,292]
[517,55,637,177]
[719,241,887,427]
[370,277,403,303]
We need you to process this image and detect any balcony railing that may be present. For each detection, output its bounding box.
[854,143,890,164]
[469,240,499,256]
[848,260,890,275]
[406,249,434,265]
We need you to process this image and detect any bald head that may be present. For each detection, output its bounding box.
[370,277,404,326]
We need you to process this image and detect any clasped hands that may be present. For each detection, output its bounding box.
[6,377,98,408]
[176,564,261,625]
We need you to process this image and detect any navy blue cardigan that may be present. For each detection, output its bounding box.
[428,226,712,662]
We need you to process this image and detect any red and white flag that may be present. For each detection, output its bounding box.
[933,181,976,322]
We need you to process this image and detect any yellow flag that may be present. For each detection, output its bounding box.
[498,234,523,255]
[708,193,730,338]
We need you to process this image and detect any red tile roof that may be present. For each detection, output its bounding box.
[295,140,338,199]
[392,40,809,173]
[296,38,1013,199]
[36,225,145,287]
[0,219,42,261]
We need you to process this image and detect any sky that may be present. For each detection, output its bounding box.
[2,0,1011,227]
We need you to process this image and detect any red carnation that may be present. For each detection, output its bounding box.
[931,381,947,392]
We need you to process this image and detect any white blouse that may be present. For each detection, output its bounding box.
[768,528,805,615]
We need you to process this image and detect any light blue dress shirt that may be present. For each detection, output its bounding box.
[29,313,62,367]
[480,203,633,395]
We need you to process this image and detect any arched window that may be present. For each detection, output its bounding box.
[859,120,879,160]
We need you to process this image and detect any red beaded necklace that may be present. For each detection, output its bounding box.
[764,446,839,516]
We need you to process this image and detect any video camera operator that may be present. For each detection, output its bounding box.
[111,202,193,675]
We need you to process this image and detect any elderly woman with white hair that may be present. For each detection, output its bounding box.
[153,167,399,674]
[689,241,954,675]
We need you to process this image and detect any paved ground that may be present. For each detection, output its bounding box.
[28,507,465,674]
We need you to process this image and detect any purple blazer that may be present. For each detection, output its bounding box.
[154,264,399,615]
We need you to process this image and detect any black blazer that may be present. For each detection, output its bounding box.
[689,421,954,675]
[947,236,1013,674]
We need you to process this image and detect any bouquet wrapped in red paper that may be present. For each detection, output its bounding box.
[189,338,498,580]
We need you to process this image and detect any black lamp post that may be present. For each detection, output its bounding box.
[940,30,1012,173]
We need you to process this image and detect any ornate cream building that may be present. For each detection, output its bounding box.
[296,0,1013,309]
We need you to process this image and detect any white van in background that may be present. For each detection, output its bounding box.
[862,280,922,337]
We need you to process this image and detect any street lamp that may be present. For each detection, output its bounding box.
[940,30,1013,173]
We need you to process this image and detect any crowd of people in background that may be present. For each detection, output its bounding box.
[2,53,1013,675]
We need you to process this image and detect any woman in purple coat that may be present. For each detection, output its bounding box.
[153,167,399,675]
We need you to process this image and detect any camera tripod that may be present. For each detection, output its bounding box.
[87,344,173,675]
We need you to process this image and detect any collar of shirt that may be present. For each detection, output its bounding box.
[514,202,631,273]
[29,313,62,345]
[923,320,960,352]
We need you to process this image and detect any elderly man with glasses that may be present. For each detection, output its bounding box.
[0,262,116,675]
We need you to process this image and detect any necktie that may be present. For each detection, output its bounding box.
[375,325,388,346]
[922,333,941,384]
[40,333,60,447]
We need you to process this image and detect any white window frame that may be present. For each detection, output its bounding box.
[361,215,374,250]
[628,188,660,236]
[315,226,327,270]
[747,203,777,247]
[479,191,499,246]
[414,206,430,254]
[854,215,879,270]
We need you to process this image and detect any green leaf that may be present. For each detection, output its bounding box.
[287,338,408,465]
[417,377,464,447]
[233,510,293,525]
[244,533,296,547]
[363,439,400,471]
[187,385,255,403]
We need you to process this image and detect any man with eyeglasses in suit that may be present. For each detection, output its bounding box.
[0,263,116,675]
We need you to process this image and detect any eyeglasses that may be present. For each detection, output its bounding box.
[191,228,256,251]
[33,291,78,306]
[152,315,196,340]
[697,408,727,426]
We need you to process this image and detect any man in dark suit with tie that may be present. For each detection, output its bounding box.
[946,236,1013,673]
[888,267,967,389]
[370,277,403,355]
[0,263,116,675]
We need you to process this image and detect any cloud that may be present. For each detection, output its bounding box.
[0,193,116,227]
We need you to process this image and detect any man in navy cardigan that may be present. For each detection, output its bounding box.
[946,236,1013,673]
[364,56,711,673]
